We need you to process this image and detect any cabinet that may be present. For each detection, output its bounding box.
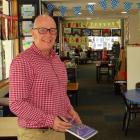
[17,0,39,51]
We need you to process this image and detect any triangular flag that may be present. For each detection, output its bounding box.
[59,6,67,17]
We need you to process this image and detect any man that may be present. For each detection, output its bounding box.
[9,14,81,140]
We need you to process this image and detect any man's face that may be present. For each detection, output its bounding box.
[32,16,57,52]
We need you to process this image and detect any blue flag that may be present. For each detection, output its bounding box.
[60,6,67,17]
[73,6,81,16]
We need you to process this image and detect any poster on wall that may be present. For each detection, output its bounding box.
[82,29,91,36]
[91,29,101,36]
[22,37,33,50]
[64,28,72,34]
[21,21,33,36]
[102,29,111,36]
[72,28,81,36]
[21,4,35,19]
[112,29,121,36]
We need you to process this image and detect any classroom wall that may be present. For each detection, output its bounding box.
[127,46,140,90]
[128,12,140,44]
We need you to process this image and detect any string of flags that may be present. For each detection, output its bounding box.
[111,0,119,9]
[47,1,140,17]
[124,2,133,12]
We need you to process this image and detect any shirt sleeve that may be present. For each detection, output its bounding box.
[9,57,54,128]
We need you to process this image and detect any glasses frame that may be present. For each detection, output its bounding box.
[33,27,57,35]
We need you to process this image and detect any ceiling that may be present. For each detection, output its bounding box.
[41,0,140,20]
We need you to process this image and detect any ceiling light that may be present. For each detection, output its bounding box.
[86,17,91,20]
[88,2,96,5]
[121,11,127,14]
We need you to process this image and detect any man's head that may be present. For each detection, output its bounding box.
[32,14,57,54]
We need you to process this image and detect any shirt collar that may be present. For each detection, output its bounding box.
[31,43,56,60]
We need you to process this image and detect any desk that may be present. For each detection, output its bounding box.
[125,89,140,104]
[0,98,9,106]
[67,83,79,106]
[0,117,18,137]
[96,63,115,83]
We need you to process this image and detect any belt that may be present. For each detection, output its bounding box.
[37,128,52,133]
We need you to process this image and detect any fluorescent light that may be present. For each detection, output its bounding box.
[88,2,96,5]
[121,11,127,14]
[86,17,91,20]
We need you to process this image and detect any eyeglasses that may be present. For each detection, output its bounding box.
[33,27,57,35]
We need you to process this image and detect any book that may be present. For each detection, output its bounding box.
[66,118,98,140]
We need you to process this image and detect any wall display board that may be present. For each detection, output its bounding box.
[64,26,121,51]
[88,36,120,50]
[17,0,39,52]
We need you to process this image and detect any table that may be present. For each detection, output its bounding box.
[67,82,79,106]
[0,117,18,137]
[0,98,9,106]
[96,63,115,83]
[125,89,140,104]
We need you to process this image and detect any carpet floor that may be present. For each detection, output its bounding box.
[66,63,140,140]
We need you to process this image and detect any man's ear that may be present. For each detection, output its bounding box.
[31,29,34,36]
[31,29,36,40]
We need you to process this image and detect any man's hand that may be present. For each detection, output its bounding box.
[68,109,82,124]
[52,116,71,132]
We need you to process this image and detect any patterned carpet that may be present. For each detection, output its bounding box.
[66,63,140,140]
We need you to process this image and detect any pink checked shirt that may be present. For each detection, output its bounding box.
[9,44,73,128]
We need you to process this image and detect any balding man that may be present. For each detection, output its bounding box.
[9,14,81,140]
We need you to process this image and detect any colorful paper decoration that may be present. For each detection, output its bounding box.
[111,0,119,9]
[60,6,67,17]
[73,6,81,16]
[87,4,94,13]
[100,0,107,10]
[47,3,54,13]
[124,2,132,12]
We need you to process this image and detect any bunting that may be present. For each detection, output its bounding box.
[100,0,107,10]
[47,3,54,13]
[87,4,94,13]
[46,1,139,17]
[73,6,81,16]
[111,0,119,9]
[124,2,132,12]
[60,6,67,17]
